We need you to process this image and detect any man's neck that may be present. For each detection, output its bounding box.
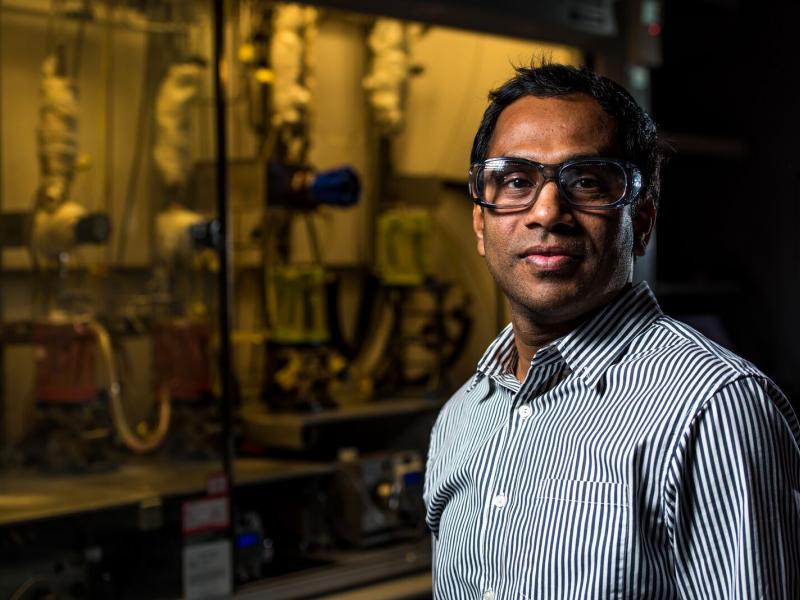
[508,284,634,382]
[510,312,579,382]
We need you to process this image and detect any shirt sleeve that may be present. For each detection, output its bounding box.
[664,376,800,599]
[423,416,439,511]
[425,414,442,596]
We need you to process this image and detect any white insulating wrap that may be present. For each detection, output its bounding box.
[38,55,79,208]
[270,4,317,127]
[153,62,204,189]
[155,203,204,266]
[362,19,409,132]
[32,200,87,259]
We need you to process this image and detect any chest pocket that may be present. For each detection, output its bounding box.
[522,479,629,600]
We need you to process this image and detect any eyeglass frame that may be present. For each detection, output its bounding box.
[468,155,644,211]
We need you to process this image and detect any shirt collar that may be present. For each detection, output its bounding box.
[555,281,662,387]
[471,281,662,391]
[475,322,517,380]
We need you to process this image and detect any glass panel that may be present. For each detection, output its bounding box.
[224,3,583,598]
[1,0,585,597]
[1,2,230,598]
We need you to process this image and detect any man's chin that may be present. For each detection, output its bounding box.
[509,284,596,323]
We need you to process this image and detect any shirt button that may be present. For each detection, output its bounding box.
[483,590,496,600]
[492,492,507,508]
[518,405,532,419]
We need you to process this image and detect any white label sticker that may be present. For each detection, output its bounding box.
[182,539,232,600]
[182,497,229,535]
[207,472,228,497]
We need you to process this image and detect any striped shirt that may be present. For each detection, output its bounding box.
[424,282,800,599]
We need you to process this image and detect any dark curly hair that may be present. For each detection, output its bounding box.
[471,63,664,210]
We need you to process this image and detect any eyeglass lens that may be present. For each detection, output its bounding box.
[477,160,628,207]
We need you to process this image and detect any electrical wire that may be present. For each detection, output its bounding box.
[303,212,321,264]
[113,30,154,264]
[71,0,88,78]
[348,289,395,378]
[98,0,115,266]
[87,317,171,454]
[9,574,49,600]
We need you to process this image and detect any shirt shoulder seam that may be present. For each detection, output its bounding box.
[659,372,779,528]
[650,316,761,378]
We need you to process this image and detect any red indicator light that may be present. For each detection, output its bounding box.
[647,22,662,36]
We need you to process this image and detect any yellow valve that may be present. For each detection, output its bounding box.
[376,482,393,499]
[274,351,304,391]
[238,43,256,64]
[75,152,93,171]
[328,353,347,375]
[193,249,219,272]
[254,68,275,84]
[189,303,208,319]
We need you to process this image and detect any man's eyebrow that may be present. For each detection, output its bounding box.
[491,152,620,163]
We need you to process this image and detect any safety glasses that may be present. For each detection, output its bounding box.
[468,156,643,210]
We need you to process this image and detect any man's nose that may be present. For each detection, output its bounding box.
[521,180,574,229]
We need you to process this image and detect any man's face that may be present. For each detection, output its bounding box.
[472,94,655,326]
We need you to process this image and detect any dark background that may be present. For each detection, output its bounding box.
[650,0,800,408]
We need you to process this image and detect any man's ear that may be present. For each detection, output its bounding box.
[472,204,486,256]
[633,198,656,257]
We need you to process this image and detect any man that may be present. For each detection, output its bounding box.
[424,63,800,599]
